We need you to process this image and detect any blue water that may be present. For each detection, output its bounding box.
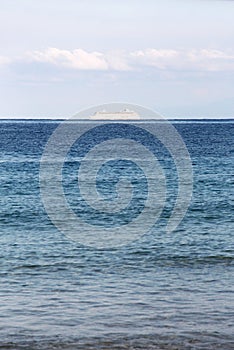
[0,120,233,349]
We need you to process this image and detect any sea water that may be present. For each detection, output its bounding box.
[0,120,233,349]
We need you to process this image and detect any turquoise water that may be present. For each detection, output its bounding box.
[0,120,233,349]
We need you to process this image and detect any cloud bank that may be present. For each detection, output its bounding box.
[1,48,233,76]
[25,47,234,72]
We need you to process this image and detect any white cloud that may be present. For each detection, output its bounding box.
[2,47,234,73]
[186,49,234,71]
[27,48,109,70]
[130,49,179,69]
[130,48,234,72]
[105,51,131,71]
[199,49,234,60]
[27,48,132,71]
[0,56,11,65]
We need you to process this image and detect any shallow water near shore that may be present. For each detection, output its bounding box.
[0,120,233,349]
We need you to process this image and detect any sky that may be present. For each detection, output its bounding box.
[0,0,233,118]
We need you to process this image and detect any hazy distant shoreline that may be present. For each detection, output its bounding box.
[0,118,233,122]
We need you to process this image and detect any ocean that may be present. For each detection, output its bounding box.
[0,120,233,349]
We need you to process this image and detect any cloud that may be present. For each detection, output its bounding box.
[27,47,234,72]
[186,49,234,71]
[26,48,131,71]
[0,56,11,66]
[27,48,109,70]
[130,48,234,72]
[130,49,179,69]
[2,47,234,73]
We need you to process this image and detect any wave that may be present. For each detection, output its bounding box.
[1,333,234,350]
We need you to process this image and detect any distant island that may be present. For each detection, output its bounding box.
[89,109,140,120]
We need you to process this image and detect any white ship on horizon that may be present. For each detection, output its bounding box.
[89,109,140,120]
